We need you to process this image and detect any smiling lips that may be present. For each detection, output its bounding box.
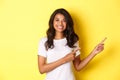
[57,26,64,29]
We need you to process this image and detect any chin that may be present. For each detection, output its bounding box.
[56,30,64,33]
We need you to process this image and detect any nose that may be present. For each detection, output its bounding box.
[59,21,63,25]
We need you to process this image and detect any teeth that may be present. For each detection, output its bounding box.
[58,26,63,29]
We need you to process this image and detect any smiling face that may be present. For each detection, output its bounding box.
[53,13,67,34]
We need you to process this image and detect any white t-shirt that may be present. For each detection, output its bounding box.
[38,37,80,80]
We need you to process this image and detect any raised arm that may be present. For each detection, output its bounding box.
[73,37,107,71]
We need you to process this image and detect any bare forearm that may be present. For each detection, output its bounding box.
[39,50,78,74]
[39,57,66,74]
[77,38,106,71]
[77,52,97,71]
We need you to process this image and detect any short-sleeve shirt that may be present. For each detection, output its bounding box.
[38,37,80,80]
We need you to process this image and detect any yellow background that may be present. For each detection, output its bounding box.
[0,0,120,80]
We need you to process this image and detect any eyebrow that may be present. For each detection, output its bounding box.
[54,17,66,20]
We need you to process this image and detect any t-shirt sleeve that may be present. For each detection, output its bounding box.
[38,38,47,57]
[73,41,81,57]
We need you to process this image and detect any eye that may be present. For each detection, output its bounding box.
[54,18,59,21]
[55,19,59,21]
[63,19,66,22]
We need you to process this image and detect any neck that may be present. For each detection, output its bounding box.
[54,32,65,39]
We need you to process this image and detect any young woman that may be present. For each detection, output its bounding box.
[38,8,106,80]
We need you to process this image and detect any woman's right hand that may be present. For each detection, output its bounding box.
[63,49,80,62]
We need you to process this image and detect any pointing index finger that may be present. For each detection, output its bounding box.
[72,48,80,54]
[100,37,107,44]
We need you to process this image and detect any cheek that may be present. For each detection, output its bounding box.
[63,23,67,28]
[53,21,57,27]
[64,22,66,26]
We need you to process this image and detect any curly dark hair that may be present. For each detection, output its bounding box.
[45,8,79,50]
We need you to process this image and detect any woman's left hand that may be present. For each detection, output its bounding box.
[92,37,107,55]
